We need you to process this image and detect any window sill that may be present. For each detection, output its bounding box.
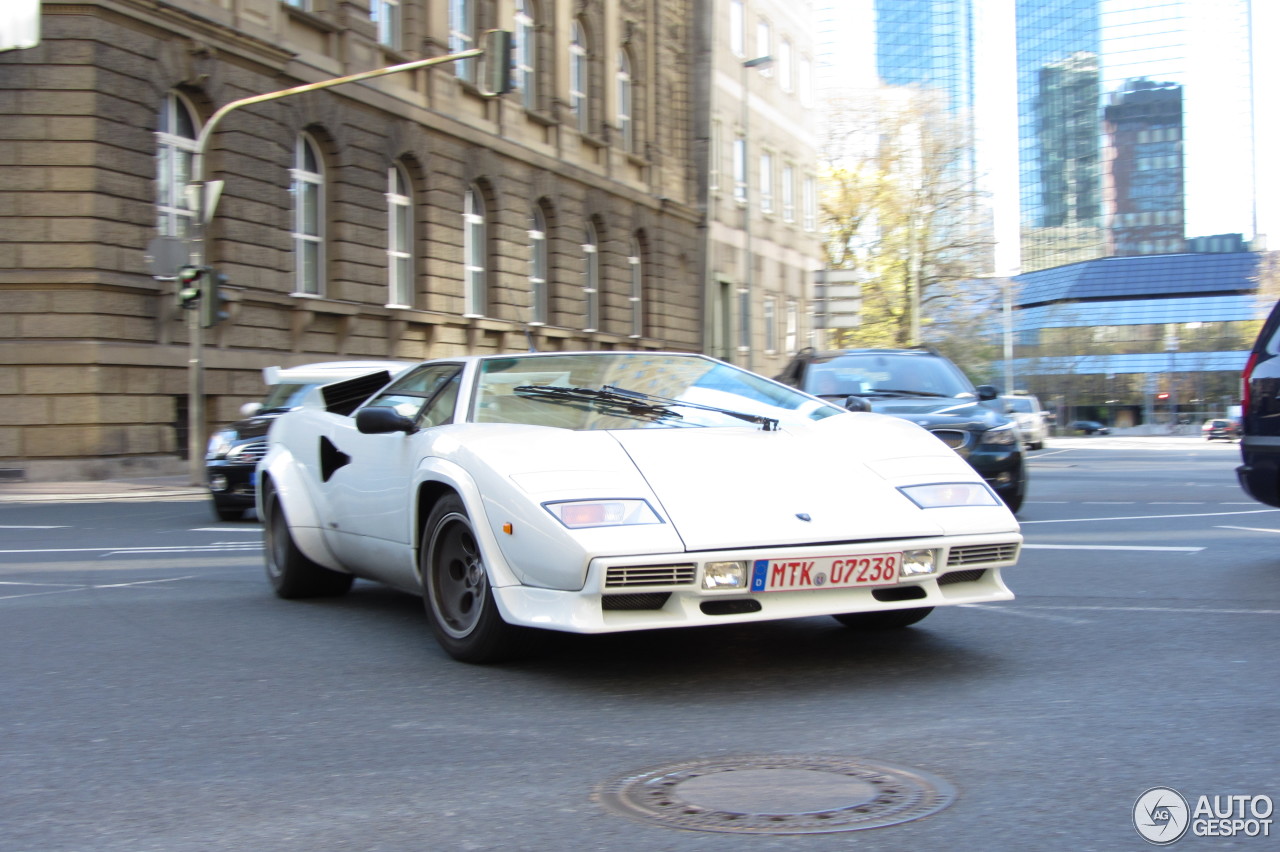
[525,108,557,127]
[581,132,608,149]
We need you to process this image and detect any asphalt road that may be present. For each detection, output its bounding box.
[1,437,1276,851]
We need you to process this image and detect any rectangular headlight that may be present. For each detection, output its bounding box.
[702,561,747,589]
[901,549,937,576]
[898,482,1000,509]
[544,499,662,529]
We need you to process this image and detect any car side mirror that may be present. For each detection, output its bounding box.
[356,406,416,434]
[975,385,999,401]
[240,401,263,418]
[843,395,872,413]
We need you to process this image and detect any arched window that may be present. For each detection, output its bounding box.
[616,49,633,153]
[515,0,538,111]
[463,185,486,317]
[570,21,589,134]
[628,234,644,339]
[156,92,199,240]
[291,133,324,296]
[450,0,476,83]
[387,164,413,307]
[583,220,599,333]
[529,204,549,326]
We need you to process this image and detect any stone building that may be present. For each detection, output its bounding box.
[1,0,723,479]
[701,0,822,375]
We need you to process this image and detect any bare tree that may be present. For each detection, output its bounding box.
[818,86,998,362]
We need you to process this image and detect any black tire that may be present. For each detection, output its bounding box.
[833,607,934,631]
[212,501,245,522]
[421,495,528,663]
[263,490,353,599]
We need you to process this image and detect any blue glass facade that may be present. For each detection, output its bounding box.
[1011,253,1264,417]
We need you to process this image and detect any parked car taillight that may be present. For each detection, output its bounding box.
[1242,350,1259,416]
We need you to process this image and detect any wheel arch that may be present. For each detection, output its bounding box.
[413,459,523,589]
[257,449,345,572]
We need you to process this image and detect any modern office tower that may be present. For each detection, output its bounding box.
[1103,79,1186,257]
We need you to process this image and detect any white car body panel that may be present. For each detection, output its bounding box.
[259,352,1022,637]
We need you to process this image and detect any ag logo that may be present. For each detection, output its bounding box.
[1134,786,1190,845]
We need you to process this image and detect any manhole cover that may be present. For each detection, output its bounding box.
[594,755,955,835]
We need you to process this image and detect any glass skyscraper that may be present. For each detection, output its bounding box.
[859,0,1273,273]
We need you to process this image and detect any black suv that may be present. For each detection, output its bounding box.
[1238,304,1280,506]
[777,348,1026,512]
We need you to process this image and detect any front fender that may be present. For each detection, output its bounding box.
[258,446,345,573]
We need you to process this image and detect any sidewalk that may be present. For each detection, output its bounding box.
[0,475,208,503]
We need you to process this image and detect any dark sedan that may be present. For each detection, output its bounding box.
[1069,420,1111,435]
[777,348,1026,513]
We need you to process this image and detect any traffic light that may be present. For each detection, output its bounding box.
[201,268,230,328]
[176,265,203,309]
[483,29,515,95]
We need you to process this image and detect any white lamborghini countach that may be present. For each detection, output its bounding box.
[258,351,1020,662]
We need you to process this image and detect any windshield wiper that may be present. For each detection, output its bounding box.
[513,385,780,431]
[860,387,949,398]
[602,385,779,431]
[513,385,684,422]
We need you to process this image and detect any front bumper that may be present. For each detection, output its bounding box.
[206,459,258,508]
[492,533,1020,633]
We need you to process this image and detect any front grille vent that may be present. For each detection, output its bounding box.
[229,440,268,464]
[603,593,670,611]
[938,569,986,586]
[929,429,969,451]
[605,564,696,588]
[947,543,1019,566]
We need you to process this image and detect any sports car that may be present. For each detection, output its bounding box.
[258,351,1021,662]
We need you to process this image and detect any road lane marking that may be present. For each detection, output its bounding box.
[0,576,197,600]
[1217,525,1280,534]
[957,604,1091,624]
[1022,544,1202,552]
[1021,604,1280,616]
[0,543,262,555]
[0,525,70,529]
[1020,508,1280,525]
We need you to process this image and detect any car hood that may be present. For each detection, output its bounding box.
[608,416,1007,551]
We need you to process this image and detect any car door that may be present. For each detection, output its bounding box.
[322,364,463,589]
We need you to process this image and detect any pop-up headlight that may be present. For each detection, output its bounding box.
[702,561,748,589]
[898,482,1000,509]
[544,499,662,529]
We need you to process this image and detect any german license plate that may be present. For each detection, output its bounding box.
[750,553,901,592]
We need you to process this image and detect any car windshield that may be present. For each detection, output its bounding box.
[1005,398,1035,413]
[471,353,842,430]
[802,353,976,399]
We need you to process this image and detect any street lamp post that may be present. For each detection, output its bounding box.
[740,54,771,372]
